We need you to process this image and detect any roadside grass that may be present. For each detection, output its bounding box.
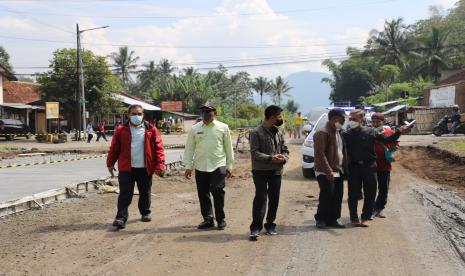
[0,145,18,151]
[445,140,465,153]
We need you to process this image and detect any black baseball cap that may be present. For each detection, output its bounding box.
[328,108,345,119]
[199,102,216,111]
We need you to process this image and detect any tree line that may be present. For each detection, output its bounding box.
[322,1,465,108]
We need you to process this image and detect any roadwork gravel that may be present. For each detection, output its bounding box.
[0,145,464,275]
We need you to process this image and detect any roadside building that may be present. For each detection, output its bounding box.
[0,66,47,133]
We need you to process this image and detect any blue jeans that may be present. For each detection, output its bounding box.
[450,121,459,134]
[375,171,390,211]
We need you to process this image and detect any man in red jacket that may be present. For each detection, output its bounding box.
[371,113,397,219]
[107,104,166,229]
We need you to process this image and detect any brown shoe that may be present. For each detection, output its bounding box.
[359,220,370,227]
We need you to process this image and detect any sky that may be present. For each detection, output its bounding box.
[0,0,459,79]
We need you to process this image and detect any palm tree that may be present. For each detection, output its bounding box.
[366,18,416,71]
[271,76,292,106]
[110,46,139,87]
[252,76,272,106]
[137,61,158,93]
[158,59,174,75]
[415,26,452,82]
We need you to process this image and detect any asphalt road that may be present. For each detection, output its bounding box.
[0,149,184,203]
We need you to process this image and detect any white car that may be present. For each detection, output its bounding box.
[301,113,329,178]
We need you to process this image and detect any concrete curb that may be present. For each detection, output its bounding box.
[0,161,184,217]
[0,144,186,169]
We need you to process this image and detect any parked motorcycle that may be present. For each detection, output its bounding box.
[432,115,465,136]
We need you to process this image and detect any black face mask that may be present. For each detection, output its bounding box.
[202,111,213,121]
[274,119,284,127]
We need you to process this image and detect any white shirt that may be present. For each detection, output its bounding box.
[130,124,146,168]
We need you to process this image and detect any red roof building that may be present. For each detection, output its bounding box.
[3,81,41,104]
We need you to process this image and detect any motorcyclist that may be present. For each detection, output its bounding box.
[450,106,461,134]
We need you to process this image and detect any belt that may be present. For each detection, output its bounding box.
[350,160,374,165]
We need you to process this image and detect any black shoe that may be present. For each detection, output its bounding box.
[265,226,278,235]
[217,220,227,230]
[197,220,215,230]
[316,220,326,229]
[249,230,260,241]
[141,215,152,222]
[112,219,126,229]
[327,221,346,229]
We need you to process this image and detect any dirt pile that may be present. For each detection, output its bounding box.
[397,146,465,194]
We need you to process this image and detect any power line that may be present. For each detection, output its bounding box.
[0,34,364,49]
[0,0,396,20]
[0,4,74,35]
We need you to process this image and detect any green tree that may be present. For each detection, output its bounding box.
[366,18,417,72]
[38,48,121,125]
[284,99,299,114]
[252,76,272,106]
[110,46,139,88]
[0,46,13,73]
[415,26,453,82]
[271,76,292,106]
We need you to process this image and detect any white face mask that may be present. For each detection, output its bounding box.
[335,122,343,130]
[374,125,384,132]
[130,115,143,125]
[349,121,360,129]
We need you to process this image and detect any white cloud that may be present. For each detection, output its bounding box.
[0,16,36,32]
[81,0,329,78]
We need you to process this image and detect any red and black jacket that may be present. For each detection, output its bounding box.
[107,121,165,176]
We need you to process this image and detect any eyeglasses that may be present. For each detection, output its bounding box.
[130,113,143,116]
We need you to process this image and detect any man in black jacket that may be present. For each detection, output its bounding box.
[249,105,289,241]
[344,110,412,227]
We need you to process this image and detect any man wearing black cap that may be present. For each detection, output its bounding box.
[183,102,234,230]
[313,108,347,229]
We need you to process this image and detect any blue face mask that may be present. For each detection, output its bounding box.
[130,115,143,125]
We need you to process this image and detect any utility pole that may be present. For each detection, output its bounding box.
[76,24,109,140]
[76,24,82,140]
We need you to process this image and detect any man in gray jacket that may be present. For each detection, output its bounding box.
[249,105,289,241]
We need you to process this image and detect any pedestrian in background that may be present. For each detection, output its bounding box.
[97,120,108,142]
[293,112,304,139]
[249,105,289,240]
[183,102,234,231]
[107,104,165,229]
[86,123,94,143]
[371,113,398,219]
[313,108,346,229]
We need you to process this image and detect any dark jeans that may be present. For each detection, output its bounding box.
[375,171,391,211]
[87,133,93,143]
[195,168,226,222]
[314,174,344,224]
[115,168,152,222]
[250,170,282,231]
[97,132,107,142]
[348,163,377,221]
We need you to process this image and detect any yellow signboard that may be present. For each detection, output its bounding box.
[46,102,59,119]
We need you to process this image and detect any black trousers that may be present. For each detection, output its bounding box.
[314,174,344,224]
[250,170,282,231]
[115,168,152,222]
[348,163,377,221]
[375,171,391,211]
[195,168,226,222]
[87,133,93,143]
[96,132,107,141]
